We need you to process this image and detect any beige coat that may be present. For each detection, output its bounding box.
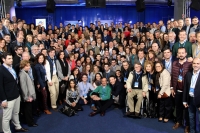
[159,69,171,96]
[126,71,148,92]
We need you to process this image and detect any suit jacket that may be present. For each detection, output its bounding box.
[109,81,124,97]
[182,25,193,39]
[183,70,200,108]
[2,26,10,35]
[70,29,78,34]
[110,65,121,72]
[159,69,171,96]
[13,55,21,68]
[138,27,147,33]
[19,70,36,101]
[103,70,115,80]
[0,65,20,101]
[34,63,46,89]
[24,29,33,35]
[10,40,24,56]
[102,35,112,43]
[88,45,100,55]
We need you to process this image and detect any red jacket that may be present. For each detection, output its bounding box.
[171,60,192,91]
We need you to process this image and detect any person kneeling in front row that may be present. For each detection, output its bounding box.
[89,78,113,117]
[126,63,148,117]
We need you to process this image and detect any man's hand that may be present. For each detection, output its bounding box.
[93,97,101,101]
[83,99,88,104]
[171,89,175,97]
[183,103,189,108]
[127,88,132,93]
[188,57,193,62]
[142,92,146,97]
[65,76,69,81]
[1,101,8,108]
[48,82,53,86]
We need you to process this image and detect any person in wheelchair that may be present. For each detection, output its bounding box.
[125,63,148,117]
[109,75,126,108]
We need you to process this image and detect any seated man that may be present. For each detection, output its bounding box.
[89,78,113,117]
[78,74,96,110]
[125,63,148,117]
[109,75,125,108]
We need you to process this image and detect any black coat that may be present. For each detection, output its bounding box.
[0,65,20,101]
[183,70,200,108]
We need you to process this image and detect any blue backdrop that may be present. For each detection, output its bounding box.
[15,5,200,27]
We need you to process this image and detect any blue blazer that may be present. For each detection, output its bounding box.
[34,63,46,89]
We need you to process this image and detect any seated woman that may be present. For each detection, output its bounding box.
[19,60,37,127]
[155,61,171,123]
[89,78,113,117]
[66,79,83,112]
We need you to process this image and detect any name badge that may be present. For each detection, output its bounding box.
[150,79,153,84]
[124,78,127,82]
[134,82,139,87]
[84,94,87,98]
[148,84,151,90]
[178,75,183,82]
[189,88,194,96]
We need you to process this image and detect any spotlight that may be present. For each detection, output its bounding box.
[129,21,132,24]
[78,20,82,23]
[16,0,22,7]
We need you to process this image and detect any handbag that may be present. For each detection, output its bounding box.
[60,106,75,117]
[161,92,169,98]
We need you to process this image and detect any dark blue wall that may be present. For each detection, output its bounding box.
[16,5,175,26]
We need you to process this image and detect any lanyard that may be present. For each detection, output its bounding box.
[148,73,151,83]
[191,73,199,88]
[196,48,200,57]
[165,60,171,70]
[179,42,186,48]
[82,82,88,94]
[135,73,141,81]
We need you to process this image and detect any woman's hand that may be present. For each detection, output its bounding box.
[157,94,161,99]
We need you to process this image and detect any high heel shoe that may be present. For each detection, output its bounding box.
[44,110,52,114]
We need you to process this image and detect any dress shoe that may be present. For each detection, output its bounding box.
[89,112,97,117]
[100,111,105,116]
[125,111,134,116]
[163,119,169,123]
[91,106,97,111]
[173,122,182,129]
[44,110,52,114]
[52,108,58,111]
[28,123,38,127]
[158,117,163,122]
[15,128,28,132]
[184,126,190,133]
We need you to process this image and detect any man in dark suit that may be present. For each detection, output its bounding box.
[13,46,23,67]
[109,75,126,108]
[162,48,175,74]
[138,22,147,33]
[70,25,78,34]
[183,58,200,133]
[103,63,115,81]
[23,23,32,35]
[16,20,26,38]
[2,19,10,35]
[10,34,24,56]
[182,17,192,39]
[0,21,6,39]
[0,53,28,133]
[102,29,112,44]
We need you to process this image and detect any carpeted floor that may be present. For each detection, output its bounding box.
[15,105,184,133]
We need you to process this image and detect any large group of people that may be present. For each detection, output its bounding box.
[0,12,200,133]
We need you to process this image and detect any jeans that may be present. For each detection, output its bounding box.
[189,97,200,133]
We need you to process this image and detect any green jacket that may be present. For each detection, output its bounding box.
[90,85,111,101]
[172,41,192,58]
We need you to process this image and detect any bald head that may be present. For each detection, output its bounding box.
[193,58,200,72]
[22,52,30,61]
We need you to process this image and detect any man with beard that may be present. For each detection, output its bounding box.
[171,47,192,133]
